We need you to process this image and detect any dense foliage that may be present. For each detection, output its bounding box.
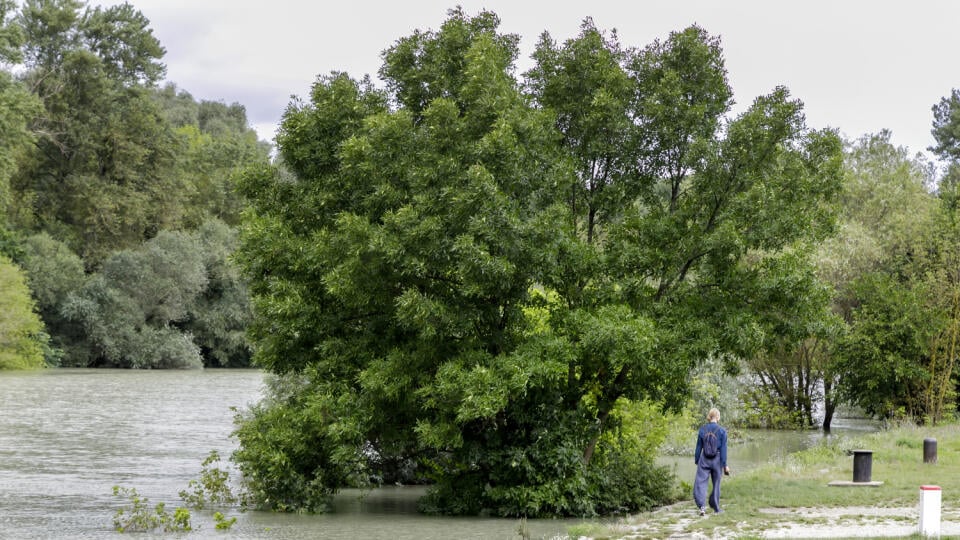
[826,133,949,422]
[54,220,251,368]
[233,9,843,516]
[753,109,960,427]
[0,0,267,369]
[744,131,939,429]
[0,254,47,369]
[826,92,960,423]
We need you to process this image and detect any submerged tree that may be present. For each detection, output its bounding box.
[234,10,843,516]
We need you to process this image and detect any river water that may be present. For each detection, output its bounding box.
[658,415,879,483]
[0,369,877,539]
[0,369,579,539]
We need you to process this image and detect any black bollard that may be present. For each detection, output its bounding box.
[852,450,873,483]
[924,438,937,464]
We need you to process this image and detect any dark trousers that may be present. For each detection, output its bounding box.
[693,456,723,512]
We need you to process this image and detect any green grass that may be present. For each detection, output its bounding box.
[581,422,960,539]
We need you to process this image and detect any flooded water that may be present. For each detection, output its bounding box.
[0,369,577,539]
[659,417,880,482]
[0,369,878,538]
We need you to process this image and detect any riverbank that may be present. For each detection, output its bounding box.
[580,422,960,539]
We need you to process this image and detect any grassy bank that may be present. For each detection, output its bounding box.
[578,422,960,539]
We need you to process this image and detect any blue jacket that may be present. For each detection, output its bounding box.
[694,422,727,467]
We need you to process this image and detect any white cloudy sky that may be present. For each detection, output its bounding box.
[94,0,960,161]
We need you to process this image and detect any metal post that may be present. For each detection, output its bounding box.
[852,450,873,483]
[924,438,938,464]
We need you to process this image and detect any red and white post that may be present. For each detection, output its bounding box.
[919,485,941,537]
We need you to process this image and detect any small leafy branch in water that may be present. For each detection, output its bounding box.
[179,450,243,510]
[178,449,248,531]
[112,451,245,533]
[112,486,192,533]
[213,511,237,530]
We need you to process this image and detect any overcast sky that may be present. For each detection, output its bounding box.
[94,0,960,162]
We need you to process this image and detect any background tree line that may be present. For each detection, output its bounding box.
[744,127,960,430]
[0,0,269,368]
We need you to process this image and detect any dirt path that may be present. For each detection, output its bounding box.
[602,503,960,538]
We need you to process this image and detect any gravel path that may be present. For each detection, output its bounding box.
[604,503,960,538]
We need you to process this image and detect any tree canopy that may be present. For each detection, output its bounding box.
[234,9,843,516]
[0,0,267,369]
[5,0,269,266]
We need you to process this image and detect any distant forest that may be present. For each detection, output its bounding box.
[0,0,269,369]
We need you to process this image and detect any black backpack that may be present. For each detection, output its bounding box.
[702,427,719,459]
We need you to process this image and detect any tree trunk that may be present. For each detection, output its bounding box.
[822,376,836,433]
[582,408,610,466]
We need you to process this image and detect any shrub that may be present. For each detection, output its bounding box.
[112,486,191,533]
[179,450,242,510]
[0,255,47,369]
[231,373,362,512]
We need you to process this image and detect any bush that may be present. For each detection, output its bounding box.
[112,486,191,533]
[58,221,252,368]
[231,373,362,512]
[419,398,680,518]
[179,450,242,509]
[0,255,47,369]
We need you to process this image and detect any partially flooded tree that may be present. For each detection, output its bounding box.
[234,10,843,516]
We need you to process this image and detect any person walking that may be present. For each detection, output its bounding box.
[693,407,729,516]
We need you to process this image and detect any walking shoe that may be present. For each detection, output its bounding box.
[698,506,706,517]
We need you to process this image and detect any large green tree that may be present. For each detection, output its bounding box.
[0,0,42,237]
[9,0,180,264]
[828,132,948,422]
[528,22,842,446]
[234,10,843,516]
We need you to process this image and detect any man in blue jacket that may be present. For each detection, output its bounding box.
[693,407,729,516]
